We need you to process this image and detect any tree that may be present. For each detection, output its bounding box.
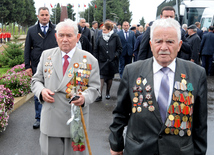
[50,3,61,24]
[139,16,145,26]
[83,0,132,25]
[67,4,76,21]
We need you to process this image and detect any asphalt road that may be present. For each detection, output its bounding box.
[0,77,213,155]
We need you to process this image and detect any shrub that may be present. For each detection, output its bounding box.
[0,64,31,97]
[0,35,24,67]
[0,85,14,132]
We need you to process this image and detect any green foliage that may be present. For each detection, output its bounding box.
[140,16,145,26]
[82,0,132,25]
[67,4,76,21]
[0,35,24,67]
[51,3,61,24]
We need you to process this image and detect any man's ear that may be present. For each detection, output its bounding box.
[77,33,81,42]
[55,33,57,39]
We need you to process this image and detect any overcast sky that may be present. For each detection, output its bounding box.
[34,0,164,25]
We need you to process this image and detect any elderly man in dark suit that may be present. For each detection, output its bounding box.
[200,26,214,76]
[109,18,207,155]
[79,18,91,42]
[117,21,136,78]
[24,7,58,129]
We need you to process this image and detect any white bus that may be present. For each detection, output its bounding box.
[200,7,214,29]
[156,0,214,26]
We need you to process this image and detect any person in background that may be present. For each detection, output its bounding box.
[200,26,214,76]
[138,25,144,35]
[79,18,91,42]
[85,22,90,28]
[117,24,121,32]
[182,24,188,37]
[109,18,207,155]
[201,27,208,35]
[31,19,100,155]
[117,21,136,78]
[137,6,191,61]
[90,21,99,54]
[195,22,203,39]
[94,22,122,101]
[24,6,58,129]
[186,24,201,64]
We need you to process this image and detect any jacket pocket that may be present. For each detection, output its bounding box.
[180,142,194,155]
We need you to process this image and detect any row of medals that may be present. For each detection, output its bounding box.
[44,56,53,78]
[132,74,194,137]
[65,56,92,98]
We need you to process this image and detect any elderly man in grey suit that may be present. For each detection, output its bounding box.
[109,18,207,155]
[31,19,100,155]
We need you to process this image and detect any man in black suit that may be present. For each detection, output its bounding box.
[195,22,203,39]
[79,18,91,42]
[137,6,191,61]
[200,26,214,75]
[24,7,58,129]
[186,25,201,64]
[109,18,207,155]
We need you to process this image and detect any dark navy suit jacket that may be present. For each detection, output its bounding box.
[200,32,214,55]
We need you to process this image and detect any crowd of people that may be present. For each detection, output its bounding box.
[24,5,208,155]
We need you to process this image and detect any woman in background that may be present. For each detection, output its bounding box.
[94,22,122,101]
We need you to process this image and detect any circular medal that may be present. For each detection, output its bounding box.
[180,103,185,110]
[132,107,136,113]
[148,105,155,112]
[174,90,180,97]
[73,63,79,68]
[133,97,138,103]
[68,73,72,78]
[174,129,179,135]
[44,69,47,73]
[187,129,191,136]
[183,91,189,97]
[136,77,141,85]
[173,102,179,108]
[189,116,192,122]
[179,130,185,137]
[182,116,188,122]
[148,101,153,105]
[83,59,87,63]
[137,107,142,113]
[134,92,138,97]
[169,114,175,121]
[174,115,180,120]
[165,127,170,134]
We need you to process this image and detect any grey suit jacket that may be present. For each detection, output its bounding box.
[31,47,100,137]
[109,58,207,155]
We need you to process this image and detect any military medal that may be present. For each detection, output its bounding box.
[179,130,185,137]
[165,127,170,134]
[145,93,152,100]
[170,128,175,135]
[132,104,137,113]
[133,97,138,103]
[142,78,147,86]
[145,85,152,92]
[143,102,148,108]
[136,77,141,85]
[137,103,142,113]
[73,63,79,68]
[181,74,187,84]
[139,94,143,103]
[174,129,179,135]
[148,101,153,105]
[187,83,194,91]
[133,85,138,92]
[180,103,185,110]
[180,83,187,91]
[182,116,188,122]
[175,105,181,114]
[138,86,143,93]
[174,81,180,90]
[148,105,155,112]
[179,94,185,103]
[187,129,191,136]
[168,115,174,121]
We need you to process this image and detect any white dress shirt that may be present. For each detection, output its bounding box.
[123,29,129,39]
[40,23,49,33]
[153,57,176,107]
[61,47,76,65]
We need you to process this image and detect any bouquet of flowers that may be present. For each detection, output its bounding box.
[67,104,86,152]
[0,85,14,132]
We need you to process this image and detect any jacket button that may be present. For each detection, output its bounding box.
[106,51,108,53]
[159,135,162,139]
[106,43,108,45]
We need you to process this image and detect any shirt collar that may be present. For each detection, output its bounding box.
[39,23,49,29]
[61,47,76,59]
[123,29,129,33]
[153,57,176,74]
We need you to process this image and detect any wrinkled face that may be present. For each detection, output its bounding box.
[122,22,130,31]
[56,26,80,53]
[37,9,50,26]
[79,19,86,28]
[103,26,110,34]
[160,10,175,19]
[150,27,182,67]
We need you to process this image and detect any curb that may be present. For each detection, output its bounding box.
[9,93,34,114]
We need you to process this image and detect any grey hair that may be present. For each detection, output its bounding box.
[150,18,181,42]
[182,24,187,29]
[193,28,197,32]
[55,19,78,36]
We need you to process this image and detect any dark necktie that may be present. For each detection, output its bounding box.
[42,26,47,35]
[125,31,128,41]
[63,55,69,76]
[158,67,170,123]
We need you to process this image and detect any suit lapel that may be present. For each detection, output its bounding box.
[52,48,63,81]
[140,59,163,125]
